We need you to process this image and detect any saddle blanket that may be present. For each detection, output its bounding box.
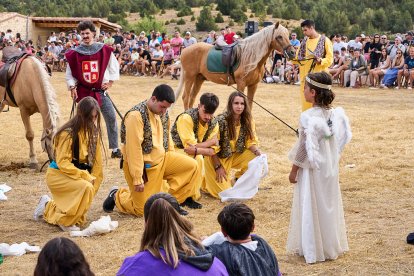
[207,47,240,73]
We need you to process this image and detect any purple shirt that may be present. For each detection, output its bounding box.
[117,250,229,276]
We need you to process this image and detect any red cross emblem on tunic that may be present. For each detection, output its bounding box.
[82,60,99,84]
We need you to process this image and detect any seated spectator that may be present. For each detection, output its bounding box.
[267,59,285,83]
[120,47,131,73]
[369,48,391,88]
[42,47,57,66]
[284,61,299,84]
[343,48,367,88]
[127,48,140,74]
[204,203,281,276]
[396,46,414,89]
[215,28,227,47]
[151,43,164,76]
[403,32,414,53]
[380,49,405,88]
[387,36,406,61]
[205,30,216,44]
[290,33,300,49]
[116,194,228,276]
[329,50,344,77]
[136,46,152,76]
[163,43,174,66]
[34,237,94,276]
[224,26,235,45]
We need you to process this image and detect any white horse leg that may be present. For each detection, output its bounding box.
[20,109,38,169]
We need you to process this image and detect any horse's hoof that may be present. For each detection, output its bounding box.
[29,163,39,170]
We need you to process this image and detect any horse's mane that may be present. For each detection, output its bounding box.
[239,24,287,77]
[31,57,60,131]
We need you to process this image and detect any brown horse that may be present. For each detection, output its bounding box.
[0,55,59,169]
[175,22,296,109]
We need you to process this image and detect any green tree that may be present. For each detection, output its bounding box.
[230,8,247,23]
[217,0,239,16]
[130,17,166,34]
[196,6,218,31]
[177,18,186,25]
[177,6,193,17]
[215,12,224,23]
[250,0,266,17]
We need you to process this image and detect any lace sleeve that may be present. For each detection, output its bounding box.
[288,127,311,169]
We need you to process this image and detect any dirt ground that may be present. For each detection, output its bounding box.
[0,72,414,275]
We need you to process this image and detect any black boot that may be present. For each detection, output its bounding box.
[180,197,202,209]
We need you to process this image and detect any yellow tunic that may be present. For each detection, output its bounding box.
[204,122,259,198]
[115,107,199,216]
[43,130,103,227]
[174,114,219,200]
[293,35,333,111]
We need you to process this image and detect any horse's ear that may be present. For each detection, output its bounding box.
[274,22,279,29]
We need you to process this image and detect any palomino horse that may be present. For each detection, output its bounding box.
[0,54,59,169]
[176,22,296,109]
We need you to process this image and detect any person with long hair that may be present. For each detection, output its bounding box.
[34,96,104,232]
[369,48,391,88]
[287,72,351,263]
[203,91,261,198]
[34,237,94,276]
[117,194,228,275]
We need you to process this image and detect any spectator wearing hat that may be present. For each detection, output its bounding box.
[183,32,197,48]
[387,36,406,61]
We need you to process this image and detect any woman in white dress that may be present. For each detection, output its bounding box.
[287,71,352,264]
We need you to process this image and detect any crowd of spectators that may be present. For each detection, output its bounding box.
[0,26,241,80]
[264,31,414,89]
[2,27,414,88]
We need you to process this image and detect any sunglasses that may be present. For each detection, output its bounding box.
[374,36,379,38]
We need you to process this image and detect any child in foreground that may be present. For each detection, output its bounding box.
[203,202,281,276]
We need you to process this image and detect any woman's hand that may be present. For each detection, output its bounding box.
[289,164,299,184]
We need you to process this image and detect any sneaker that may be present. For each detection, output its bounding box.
[395,86,400,90]
[103,186,118,213]
[111,149,122,159]
[33,195,51,221]
[294,81,301,85]
[59,224,80,232]
[134,73,140,76]
[180,197,202,209]
[408,86,412,90]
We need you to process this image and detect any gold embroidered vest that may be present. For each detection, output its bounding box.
[214,112,247,159]
[120,101,169,154]
[171,108,216,149]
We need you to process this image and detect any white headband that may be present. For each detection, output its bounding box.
[306,76,332,90]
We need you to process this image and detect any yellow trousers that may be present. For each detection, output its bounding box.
[175,148,203,200]
[204,150,255,198]
[115,151,199,216]
[43,168,100,227]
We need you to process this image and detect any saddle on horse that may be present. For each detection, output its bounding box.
[0,46,31,106]
[214,42,240,84]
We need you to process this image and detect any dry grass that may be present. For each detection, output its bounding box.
[1,72,414,275]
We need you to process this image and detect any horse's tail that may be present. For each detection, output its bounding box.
[31,57,60,159]
[175,67,185,105]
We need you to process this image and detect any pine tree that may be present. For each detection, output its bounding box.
[196,6,218,31]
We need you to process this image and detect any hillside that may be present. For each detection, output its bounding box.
[126,7,301,40]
